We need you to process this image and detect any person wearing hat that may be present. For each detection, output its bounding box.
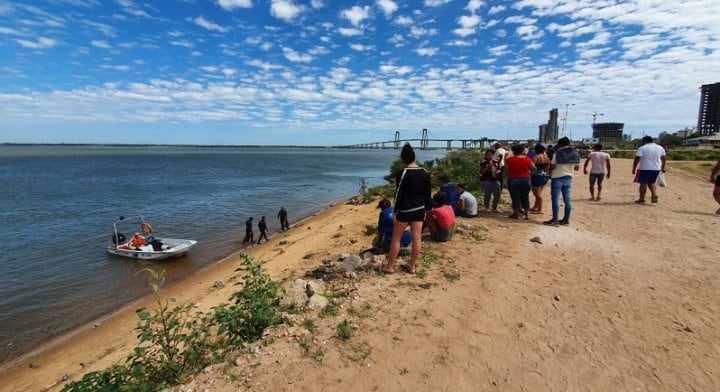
[376,198,411,251]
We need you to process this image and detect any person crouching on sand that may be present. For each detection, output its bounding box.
[424,191,456,242]
[382,143,432,275]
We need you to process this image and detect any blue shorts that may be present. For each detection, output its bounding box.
[589,173,605,185]
[531,174,548,188]
[635,170,660,185]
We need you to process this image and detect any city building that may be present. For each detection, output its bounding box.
[591,122,624,141]
[698,82,720,136]
[538,108,559,143]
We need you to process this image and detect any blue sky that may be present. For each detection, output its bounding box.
[1,0,718,145]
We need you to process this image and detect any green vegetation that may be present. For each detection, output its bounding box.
[336,319,353,341]
[63,254,280,392]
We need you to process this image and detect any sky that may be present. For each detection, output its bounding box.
[1,0,719,146]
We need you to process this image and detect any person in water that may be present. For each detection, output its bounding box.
[257,216,268,244]
[277,207,289,231]
[242,217,254,244]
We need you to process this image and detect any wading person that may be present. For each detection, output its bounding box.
[711,160,720,214]
[545,137,580,226]
[631,136,666,204]
[277,207,289,231]
[242,217,254,244]
[583,143,611,201]
[257,216,268,244]
[383,143,432,275]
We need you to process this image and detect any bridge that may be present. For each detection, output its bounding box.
[337,129,498,150]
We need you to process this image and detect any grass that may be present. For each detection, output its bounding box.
[336,319,353,341]
[347,303,374,319]
[319,302,340,318]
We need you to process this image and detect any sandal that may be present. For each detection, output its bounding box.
[375,263,394,274]
[400,264,416,275]
[651,195,658,203]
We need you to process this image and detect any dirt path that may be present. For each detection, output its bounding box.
[182,158,719,391]
[2,158,718,391]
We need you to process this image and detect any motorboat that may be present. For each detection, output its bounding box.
[107,215,197,260]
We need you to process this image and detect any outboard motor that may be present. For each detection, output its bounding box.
[112,232,126,245]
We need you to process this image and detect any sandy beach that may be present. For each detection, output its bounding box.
[1,158,719,391]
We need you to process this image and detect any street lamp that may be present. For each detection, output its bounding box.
[561,103,575,139]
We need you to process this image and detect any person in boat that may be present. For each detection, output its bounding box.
[129,233,147,249]
[243,217,254,244]
[257,216,268,244]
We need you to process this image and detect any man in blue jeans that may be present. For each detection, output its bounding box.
[544,137,580,226]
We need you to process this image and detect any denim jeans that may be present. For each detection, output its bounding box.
[508,178,531,211]
[481,180,500,209]
[550,175,573,222]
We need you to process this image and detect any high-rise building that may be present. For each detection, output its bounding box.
[539,108,559,143]
[697,82,720,136]
[592,122,624,141]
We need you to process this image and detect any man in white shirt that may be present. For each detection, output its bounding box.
[632,136,666,204]
[583,144,611,201]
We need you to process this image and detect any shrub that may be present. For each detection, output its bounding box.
[214,253,280,346]
[336,319,353,341]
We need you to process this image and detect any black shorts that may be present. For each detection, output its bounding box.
[396,209,426,223]
[716,176,720,187]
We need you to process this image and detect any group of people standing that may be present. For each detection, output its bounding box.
[242,207,290,245]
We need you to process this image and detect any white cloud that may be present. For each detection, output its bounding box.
[350,43,374,51]
[416,47,439,56]
[91,40,111,49]
[377,0,398,17]
[15,36,57,49]
[116,0,151,18]
[396,15,413,26]
[466,0,483,12]
[310,0,324,9]
[410,26,438,38]
[516,25,543,41]
[379,64,413,75]
[454,14,481,36]
[341,6,371,27]
[271,0,305,22]
[338,27,363,36]
[488,44,508,56]
[282,47,313,62]
[193,15,227,32]
[424,0,451,7]
[247,59,282,72]
[217,0,252,10]
[100,64,130,72]
[0,27,23,36]
[488,5,505,14]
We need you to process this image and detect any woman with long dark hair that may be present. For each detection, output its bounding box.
[504,144,537,220]
[383,143,432,274]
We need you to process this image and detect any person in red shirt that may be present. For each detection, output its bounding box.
[504,144,537,220]
[424,191,456,242]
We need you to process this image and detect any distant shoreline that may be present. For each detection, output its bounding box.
[0,143,331,148]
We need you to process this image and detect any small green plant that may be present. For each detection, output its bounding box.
[320,302,340,318]
[214,253,281,345]
[301,318,317,334]
[400,367,409,375]
[363,224,377,236]
[336,319,353,341]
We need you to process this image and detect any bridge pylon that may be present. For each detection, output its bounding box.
[394,131,401,149]
[421,128,429,150]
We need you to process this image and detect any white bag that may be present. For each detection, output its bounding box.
[657,172,667,187]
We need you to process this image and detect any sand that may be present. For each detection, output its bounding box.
[1,158,718,391]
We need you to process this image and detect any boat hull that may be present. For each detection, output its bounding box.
[107,238,197,260]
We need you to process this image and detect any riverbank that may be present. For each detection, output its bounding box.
[2,158,719,391]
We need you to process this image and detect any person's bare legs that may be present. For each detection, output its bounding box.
[531,187,543,213]
[639,184,648,202]
[385,221,409,272]
[714,186,720,214]
[424,215,438,238]
[648,183,657,198]
[589,181,595,201]
[596,182,603,200]
[407,221,424,271]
